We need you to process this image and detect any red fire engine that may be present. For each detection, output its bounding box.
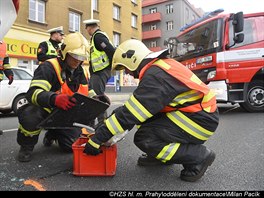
[166,9,264,112]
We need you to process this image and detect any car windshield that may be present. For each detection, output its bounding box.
[167,18,222,60]
[3,68,32,80]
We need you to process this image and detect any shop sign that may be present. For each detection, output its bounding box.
[3,38,38,59]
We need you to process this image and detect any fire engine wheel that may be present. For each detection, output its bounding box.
[239,80,264,112]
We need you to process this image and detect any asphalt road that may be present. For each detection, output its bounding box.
[0,101,263,191]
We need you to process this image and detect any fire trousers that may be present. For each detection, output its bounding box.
[134,113,215,165]
[17,104,81,152]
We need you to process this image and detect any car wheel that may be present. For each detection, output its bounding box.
[12,95,28,114]
[0,109,13,114]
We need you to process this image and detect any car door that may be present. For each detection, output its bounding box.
[0,68,32,109]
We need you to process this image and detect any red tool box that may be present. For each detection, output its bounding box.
[72,137,117,176]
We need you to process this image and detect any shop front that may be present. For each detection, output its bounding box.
[3,26,49,72]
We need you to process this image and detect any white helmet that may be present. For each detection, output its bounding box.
[112,39,152,71]
[61,32,89,61]
[112,39,168,71]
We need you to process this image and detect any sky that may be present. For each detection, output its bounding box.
[188,0,264,14]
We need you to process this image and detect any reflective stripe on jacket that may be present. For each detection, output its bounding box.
[139,59,217,113]
[46,41,58,56]
[47,59,89,96]
[90,31,110,72]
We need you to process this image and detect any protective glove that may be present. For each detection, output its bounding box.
[7,75,13,85]
[54,94,77,110]
[83,137,102,156]
[83,124,114,155]
[92,94,111,105]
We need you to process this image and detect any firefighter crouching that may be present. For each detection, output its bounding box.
[83,39,219,182]
[0,41,14,85]
[16,32,96,162]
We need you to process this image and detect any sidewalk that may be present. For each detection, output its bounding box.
[106,92,131,102]
[105,86,136,102]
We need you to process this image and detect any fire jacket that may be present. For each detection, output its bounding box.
[0,41,13,80]
[90,30,115,73]
[37,39,61,62]
[95,58,219,143]
[26,58,94,111]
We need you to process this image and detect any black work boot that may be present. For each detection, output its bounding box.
[180,149,216,182]
[137,153,174,166]
[43,132,56,147]
[18,146,34,162]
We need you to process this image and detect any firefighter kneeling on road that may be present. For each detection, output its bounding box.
[83,39,219,182]
[16,32,101,162]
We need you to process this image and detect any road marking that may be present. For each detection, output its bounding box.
[24,179,46,191]
[2,128,18,133]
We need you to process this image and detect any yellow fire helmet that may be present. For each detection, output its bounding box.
[61,32,89,61]
[112,39,168,71]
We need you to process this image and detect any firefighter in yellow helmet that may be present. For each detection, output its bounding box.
[16,32,96,162]
[83,39,219,182]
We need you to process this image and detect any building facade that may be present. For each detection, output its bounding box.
[142,0,202,51]
[4,0,142,73]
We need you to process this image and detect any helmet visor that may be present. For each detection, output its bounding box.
[113,64,125,71]
[68,52,88,61]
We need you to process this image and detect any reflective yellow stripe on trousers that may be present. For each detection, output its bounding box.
[156,143,180,163]
[19,124,41,137]
[167,111,214,141]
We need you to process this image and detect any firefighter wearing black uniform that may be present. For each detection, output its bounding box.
[37,26,64,62]
[0,41,13,84]
[83,39,219,182]
[83,19,115,125]
[16,32,95,162]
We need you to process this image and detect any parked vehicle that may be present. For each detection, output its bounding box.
[165,10,264,112]
[0,67,32,114]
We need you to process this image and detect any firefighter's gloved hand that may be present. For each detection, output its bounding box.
[83,138,102,156]
[7,75,13,85]
[84,124,114,155]
[92,94,110,105]
[54,94,77,110]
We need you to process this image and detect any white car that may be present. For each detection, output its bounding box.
[0,67,32,114]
